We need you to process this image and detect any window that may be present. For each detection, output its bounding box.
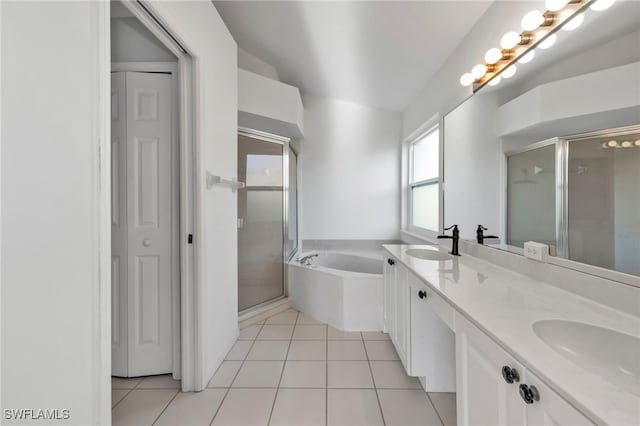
[409,126,440,232]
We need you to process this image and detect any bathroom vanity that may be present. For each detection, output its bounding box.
[383,244,639,426]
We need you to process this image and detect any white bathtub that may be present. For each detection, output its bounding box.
[288,251,383,331]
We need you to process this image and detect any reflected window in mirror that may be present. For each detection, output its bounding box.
[409,126,440,232]
[507,143,557,249]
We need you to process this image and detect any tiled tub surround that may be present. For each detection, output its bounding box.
[112,308,455,426]
[383,244,640,426]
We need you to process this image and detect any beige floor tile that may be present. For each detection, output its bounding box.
[112,389,177,426]
[111,376,143,389]
[225,340,253,360]
[328,326,362,340]
[328,340,367,360]
[428,392,457,426]
[280,361,326,388]
[378,389,443,426]
[327,389,384,426]
[239,324,262,340]
[207,361,243,388]
[287,340,327,360]
[137,374,181,389]
[232,361,284,388]
[211,388,277,426]
[265,312,299,325]
[293,325,327,340]
[327,361,374,388]
[370,361,422,389]
[270,388,326,426]
[257,325,294,340]
[246,340,290,360]
[112,389,130,408]
[364,340,400,360]
[361,331,391,341]
[155,389,226,426]
[296,313,325,325]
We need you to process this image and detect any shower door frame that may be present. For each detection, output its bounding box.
[237,127,296,315]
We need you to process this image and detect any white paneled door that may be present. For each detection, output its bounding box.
[111,71,174,377]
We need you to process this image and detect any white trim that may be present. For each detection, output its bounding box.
[112,0,199,392]
[94,1,111,424]
[111,61,177,73]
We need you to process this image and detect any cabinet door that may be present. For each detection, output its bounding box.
[383,257,396,336]
[395,263,410,370]
[408,275,455,391]
[456,314,526,426]
[525,372,594,426]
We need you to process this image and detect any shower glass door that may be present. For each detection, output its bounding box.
[237,133,285,312]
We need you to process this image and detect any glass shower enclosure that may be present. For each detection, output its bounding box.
[237,130,298,312]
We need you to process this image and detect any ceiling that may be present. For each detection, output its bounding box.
[214,1,493,112]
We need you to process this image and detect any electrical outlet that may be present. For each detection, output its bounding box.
[523,241,549,262]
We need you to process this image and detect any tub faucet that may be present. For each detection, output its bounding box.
[437,225,461,256]
[476,225,499,245]
[299,254,318,266]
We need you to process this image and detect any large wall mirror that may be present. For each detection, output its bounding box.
[443,1,640,280]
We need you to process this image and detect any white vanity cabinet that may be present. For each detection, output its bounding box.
[407,273,456,390]
[383,254,456,388]
[456,314,594,426]
[525,372,595,426]
[383,255,410,368]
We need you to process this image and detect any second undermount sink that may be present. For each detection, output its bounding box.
[532,319,640,396]
[405,248,453,261]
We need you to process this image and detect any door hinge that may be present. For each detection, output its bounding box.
[188,234,193,244]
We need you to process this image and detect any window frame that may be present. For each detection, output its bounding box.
[406,121,443,238]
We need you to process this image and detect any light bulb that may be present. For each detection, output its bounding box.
[561,12,584,31]
[602,142,609,149]
[518,50,535,64]
[472,64,488,79]
[460,73,474,87]
[545,0,569,12]
[488,76,502,86]
[590,0,615,11]
[607,140,618,147]
[538,33,557,49]
[635,140,640,147]
[485,48,503,64]
[502,65,517,79]
[522,10,545,31]
[621,141,633,148]
[501,31,522,50]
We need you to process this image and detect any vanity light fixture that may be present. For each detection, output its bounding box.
[460,0,616,91]
[602,139,640,149]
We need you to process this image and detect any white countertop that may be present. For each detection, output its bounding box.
[383,244,640,426]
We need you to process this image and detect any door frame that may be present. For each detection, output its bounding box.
[98,2,201,420]
[111,63,181,379]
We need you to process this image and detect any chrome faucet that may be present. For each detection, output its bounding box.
[298,253,319,266]
[437,225,461,256]
[476,225,499,245]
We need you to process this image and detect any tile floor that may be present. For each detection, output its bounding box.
[112,308,456,425]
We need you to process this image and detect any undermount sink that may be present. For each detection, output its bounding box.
[532,319,640,396]
[405,249,453,261]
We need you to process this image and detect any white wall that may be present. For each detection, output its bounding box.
[238,48,279,80]
[301,95,401,240]
[443,92,502,239]
[111,17,177,63]
[1,2,106,423]
[145,0,239,391]
[238,69,304,139]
